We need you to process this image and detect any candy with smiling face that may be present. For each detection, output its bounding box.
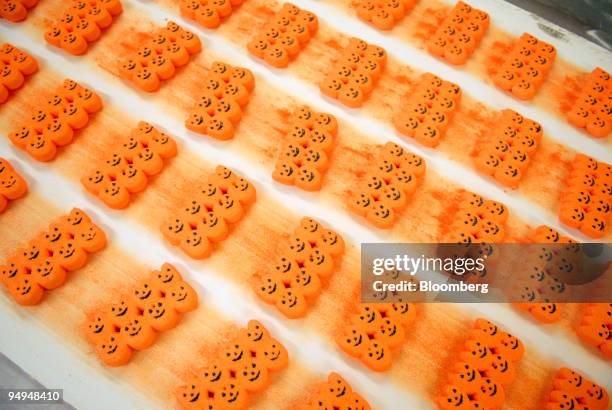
[163,217,189,245]
[290,267,322,298]
[132,280,158,309]
[238,320,270,347]
[98,180,131,209]
[43,118,74,147]
[337,325,369,357]
[361,339,392,371]
[117,163,148,194]
[31,258,67,290]
[366,202,395,229]
[123,317,156,351]
[236,358,270,394]
[475,378,505,409]
[148,131,178,159]
[258,338,288,371]
[176,378,208,410]
[75,17,102,43]
[0,164,27,201]
[304,248,334,278]
[25,133,57,162]
[463,341,516,386]
[95,333,132,367]
[60,32,88,55]
[54,237,88,272]
[74,87,103,114]
[253,273,282,304]
[133,67,161,92]
[7,275,44,306]
[436,385,478,410]
[374,317,405,349]
[217,381,249,409]
[559,205,586,229]
[275,288,307,318]
[201,210,229,242]
[350,304,383,328]
[179,228,212,259]
[108,297,139,326]
[133,147,164,176]
[228,177,256,206]
[580,212,608,239]
[86,312,113,343]
[547,391,580,410]
[144,298,180,331]
[319,228,345,256]
[151,263,183,291]
[166,281,199,313]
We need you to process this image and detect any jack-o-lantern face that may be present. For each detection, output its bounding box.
[110,298,138,322]
[495,333,525,362]
[388,302,416,326]
[305,249,333,278]
[22,241,42,262]
[366,203,395,229]
[580,214,607,239]
[290,268,321,298]
[559,207,585,229]
[450,363,481,392]
[54,238,88,271]
[274,257,295,275]
[237,359,269,393]
[145,299,179,332]
[253,273,281,303]
[201,362,225,384]
[324,373,352,400]
[495,161,523,188]
[337,325,368,357]
[179,229,211,259]
[376,318,406,349]
[436,386,474,410]
[483,201,508,223]
[87,314,109,342]
[546,392,579,410]
[123,317,156,351]
[239,320,269,345]
[299,217,321,238]
[218,382,248,408]
[478,378,505,408]
[362,340,392,371]
[349,192,372,216]
[287,235,308,259]
[259,340,288,371]
[133,281,155,305]
[463,340,489,361]
[176,381,204,408]
[0,258,24,285]
[8,275,44,306]
[482,354,515,386]
[167,281,198,313]
[62,208,89,230]
[95,334,132,367]
[32,259,66,290]
[222,343,246,364]
[553,368,584,392]
[319,229,345,256]
[276,288,307,318]
[153,263,183,289]
[163,218,187,244]
[352,304,381,326]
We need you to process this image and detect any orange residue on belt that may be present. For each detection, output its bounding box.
[481,40,512,78]
[411,5,449,44]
